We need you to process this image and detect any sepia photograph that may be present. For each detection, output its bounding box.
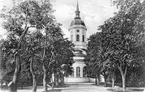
[0,0,145,92]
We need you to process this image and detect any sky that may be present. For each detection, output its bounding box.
[0,0,117,39]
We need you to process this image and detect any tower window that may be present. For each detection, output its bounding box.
[76,67,80,77]
[82,35,85,42]
[71,35,73,41]
[77,30,79,32]
[76,34,79,41]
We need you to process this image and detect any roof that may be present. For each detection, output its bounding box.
[70,1,86,27]
[74,49,85,57]
[70,18,86,27]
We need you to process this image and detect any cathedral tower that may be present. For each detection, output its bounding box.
[69,2,87,49]
[65,1,89,82]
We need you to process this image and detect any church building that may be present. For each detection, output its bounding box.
[64,2,90,83]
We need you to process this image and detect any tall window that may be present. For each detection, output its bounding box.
[76,34,79,41]
[77,30,79,33]
[71,35,73,41]
[76,67,80,77]
[82,35,85,42]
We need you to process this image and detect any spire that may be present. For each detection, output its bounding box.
[75,1,80,19]
[77,1,79,11]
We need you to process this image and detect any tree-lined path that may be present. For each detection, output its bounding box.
[1,83,110,92]
[1,82,145,92]
[0,0,145,92]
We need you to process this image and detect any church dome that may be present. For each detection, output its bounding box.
[70,18,86,27]
[70,1,86,27]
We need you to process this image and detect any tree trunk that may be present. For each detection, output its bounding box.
[54,73,59,87]
[118,66,127,91]
[57,73,59,86]
[112,77,115,88]
[104,76,107,87]
[8,26,29,92]
[122,75,125,90]
[32,76,37,92]
[43,63,47,92]
[61,74,64,85]
[95,76,97,85]
[95,74,100,86]
[8,55,20,92]
[30,58,37,92]
[21,83,23,89]
[51,74,55,89]
[111,72,115,88]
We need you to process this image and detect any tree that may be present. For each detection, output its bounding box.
[85,32,109,86]
[98,19,120,88]
[98,0,145,90]
[85,33,101,85]
[0,39,7,86]
[1,32,22,92]
[44,37,74,88]
[0,0,53,92]
[1,1,74,92]
[25,32,41,92]
[52,38,74,86]
[113,0,145,90]
[86,1,145,90]
[18,60,31,89]
[41,23,63,90]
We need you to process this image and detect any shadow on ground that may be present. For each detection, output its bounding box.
[91,82,112,87]
[107,88,144,92]
[55,84,70,88]
[129,88,144,92]
[43,89,62,92]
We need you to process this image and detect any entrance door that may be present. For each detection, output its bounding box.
[76,67,80,77]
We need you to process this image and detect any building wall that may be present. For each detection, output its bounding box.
[72,61,86,78]
[64,21,89,83]
[69,25,87,49]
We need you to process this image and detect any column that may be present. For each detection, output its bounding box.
[80,66,83,77]
[74,66,76,77]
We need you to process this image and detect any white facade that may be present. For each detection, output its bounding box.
[64,2,105,83]
[64,2,90,83]
[69,25,87,49]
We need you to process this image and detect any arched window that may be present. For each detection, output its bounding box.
[76,67,80,77]
[82,35,85,42]
[71,35,73,41]
[76,34,79,41]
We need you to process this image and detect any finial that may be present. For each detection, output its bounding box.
[75,0,80,19]
[77,0,79,11]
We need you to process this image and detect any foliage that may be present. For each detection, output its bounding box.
[0,1,74,91]
[85,32,102,77]
[86,0,145,89]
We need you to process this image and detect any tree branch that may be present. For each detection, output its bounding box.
[42,48,46,61]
